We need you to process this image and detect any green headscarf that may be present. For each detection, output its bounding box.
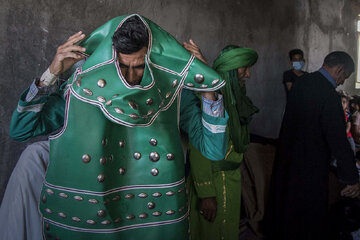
[213,45,259,153]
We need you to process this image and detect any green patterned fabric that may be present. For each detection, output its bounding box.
[25,14,229,240]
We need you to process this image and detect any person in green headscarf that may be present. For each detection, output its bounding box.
[184,41,258,240]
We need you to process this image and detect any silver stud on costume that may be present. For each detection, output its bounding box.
[97,210,106,218]
[108,155,113,162]
[46,189,54,195]
[138,193,148,198]
[112,94,119,98]
[86,220,96,225]
[172,79,178,88]
[88,199,99,204]
[126,215,135,220]
[72,217,81,222]
[58,193,68,198]
[97,96,106,103]
[125,193,134,199]
[44,208,53,214]
[101,138,108,146]
[76,78,82,87]
[112,195,120,201]
[97,174,105,182]
[165,91,172,99]
[212,79,220,86]
[114,218,122,223]
[152,192,162,197]
[151,168,159,176]
[128,101,138,110]
[129,113,140,120]
[200,84,208,88]
[178,187,185,193]
[179,206,185,212]
[166,210,175,215]
[194,73,205,83]
[58,212,67,218]
[114,107,124,114]
[100,157,106,165]
[119,168,126,175]
[152,211,162,217]
[166,153,175,160]
[146,98,154,105]
[101,220,111,225]
[166,191,175,196]
[149,152,160,162]
[105,100,112,106]
[147,109,155,115]
[149,138,158,146]
[119,140,126,147]
[134,152,141,160]
[97,79,106,88]
[83,88,93,96]
[82,154,91,163]
[42,195,47,203]
[139,213,148,219]
[147,202,156,209]
[73,196,83,201]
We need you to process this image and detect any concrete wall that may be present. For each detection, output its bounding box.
[0,0,359,201]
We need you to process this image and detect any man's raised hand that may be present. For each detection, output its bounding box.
[49,31,86,76]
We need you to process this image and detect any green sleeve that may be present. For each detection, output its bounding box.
[179,89,229,161]
[9,85,66,142]
[189,144,217,198]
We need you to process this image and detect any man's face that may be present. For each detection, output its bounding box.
[290,54,304,63]
[333,66,351,86]
[118,47,147,86]
[237,67,251,80]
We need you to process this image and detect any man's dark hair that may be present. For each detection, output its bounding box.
[112,16,149,54]
[323,51,355,74]
[289,49,304,60]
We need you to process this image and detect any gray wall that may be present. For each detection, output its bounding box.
[1,0,360,202]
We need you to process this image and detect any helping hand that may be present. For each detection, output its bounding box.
[49,31,87,76]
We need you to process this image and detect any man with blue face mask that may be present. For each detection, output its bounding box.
[283,49,308,95]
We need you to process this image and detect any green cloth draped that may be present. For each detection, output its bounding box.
[213,45,259,153]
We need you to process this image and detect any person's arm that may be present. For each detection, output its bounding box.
[9,80,67,142]
[10,32,86,141]
[321,92,360,197]
[179,89,228,160]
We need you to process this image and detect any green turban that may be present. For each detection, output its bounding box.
[213,45,259,154]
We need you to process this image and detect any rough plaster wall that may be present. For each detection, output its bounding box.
[0,0,359,202]
[295,0,360,95]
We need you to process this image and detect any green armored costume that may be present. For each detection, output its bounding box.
[10,15,228,239]
[188,46,258,240]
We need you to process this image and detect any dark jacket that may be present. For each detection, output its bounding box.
[266,71,358,240]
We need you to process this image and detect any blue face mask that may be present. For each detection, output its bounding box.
[292,61,305,70]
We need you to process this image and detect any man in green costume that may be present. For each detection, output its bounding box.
[2,15,229,240]
[184,43,258,240]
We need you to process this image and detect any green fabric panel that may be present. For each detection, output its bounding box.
[188,144,217,198]
[188,169,241,240]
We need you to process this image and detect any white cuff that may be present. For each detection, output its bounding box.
[39,68,57,86]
